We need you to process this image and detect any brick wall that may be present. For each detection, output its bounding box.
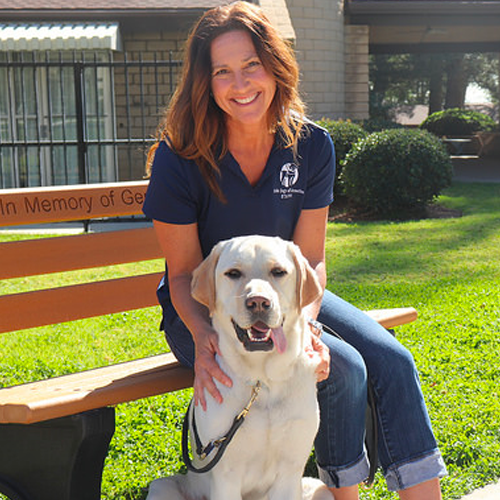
[113,31,185,180]
[286,0,346,120]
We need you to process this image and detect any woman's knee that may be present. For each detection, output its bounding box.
[381,341,419,382]
[319,336,367,402]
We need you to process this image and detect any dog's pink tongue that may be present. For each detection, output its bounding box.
[270,326,287,354]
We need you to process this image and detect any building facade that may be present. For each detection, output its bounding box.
[1,0,499,187]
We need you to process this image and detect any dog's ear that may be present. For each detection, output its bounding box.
[289,243,323,309]
[191,242,223,312]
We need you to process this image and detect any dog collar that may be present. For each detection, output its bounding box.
[308,318,324,338]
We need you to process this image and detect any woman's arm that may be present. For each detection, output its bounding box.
[293,206,329,319]
[153,220,232,410]
[293,206,331,382]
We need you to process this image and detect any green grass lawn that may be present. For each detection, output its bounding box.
[1,182,499,499]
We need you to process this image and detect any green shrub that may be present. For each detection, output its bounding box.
[355,118,403,133]
[421,108,497,136]
[316,119,368,197]
[342,128,453,218]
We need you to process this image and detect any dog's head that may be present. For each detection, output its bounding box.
[191,236,322,357]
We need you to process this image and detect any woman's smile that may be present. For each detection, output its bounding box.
[233,92,260,105]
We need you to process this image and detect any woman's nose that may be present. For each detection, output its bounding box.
[233,71,249,90]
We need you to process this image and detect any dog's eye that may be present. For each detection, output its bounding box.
[271,267,287,278]
[225,269,242,279]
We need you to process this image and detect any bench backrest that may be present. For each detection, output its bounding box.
[0,181,162,334]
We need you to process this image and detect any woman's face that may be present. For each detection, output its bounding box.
[210,30,277,131]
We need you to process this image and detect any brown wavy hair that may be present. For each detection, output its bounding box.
[146,1,306,200]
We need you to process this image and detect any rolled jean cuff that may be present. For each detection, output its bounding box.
[317,451,370,489]
[384,449,448,491]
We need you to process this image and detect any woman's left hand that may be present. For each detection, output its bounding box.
[305,333,330,382]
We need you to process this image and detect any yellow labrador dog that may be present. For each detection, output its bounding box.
[147,235,333,500]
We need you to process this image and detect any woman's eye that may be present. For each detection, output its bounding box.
[225,269,242,279]
[247,60,261,69]
[213,68,228,77]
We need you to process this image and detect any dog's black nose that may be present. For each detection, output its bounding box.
[245,296,271,312]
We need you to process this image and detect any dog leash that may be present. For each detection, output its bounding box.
[182,381,262,473]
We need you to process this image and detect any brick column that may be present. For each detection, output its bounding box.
[344,25,370,120]
[287,0,345,119]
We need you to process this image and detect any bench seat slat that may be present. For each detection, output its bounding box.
[0,353,194,424]
[0,227,162,280]
[364,307,418,329]
[0,272,164,334]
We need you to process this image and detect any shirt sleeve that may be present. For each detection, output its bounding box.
[142,141,200,224]
[302,126,336,210]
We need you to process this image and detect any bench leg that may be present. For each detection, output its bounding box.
[0,407,115,500]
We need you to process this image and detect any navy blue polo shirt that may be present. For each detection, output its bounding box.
[142,121,335,322]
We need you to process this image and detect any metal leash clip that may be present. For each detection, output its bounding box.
[237,381,262,420]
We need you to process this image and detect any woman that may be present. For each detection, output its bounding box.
[143,3,447,499]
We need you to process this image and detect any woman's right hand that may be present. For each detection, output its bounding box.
[193,325,233,411]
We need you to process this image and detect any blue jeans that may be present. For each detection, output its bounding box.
[163,289,447,491]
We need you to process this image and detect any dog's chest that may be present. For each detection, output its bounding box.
[211,378,319,487]
[245,381,319,446]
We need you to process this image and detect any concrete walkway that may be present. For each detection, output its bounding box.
[0,218,152,235]
[460,481,500,500]
[452,156,500,183]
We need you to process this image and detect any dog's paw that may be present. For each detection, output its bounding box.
[146,477,185,500]
[301,477,335,500]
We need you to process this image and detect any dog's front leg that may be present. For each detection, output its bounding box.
[268,472,302,500]
[209,471,244,500]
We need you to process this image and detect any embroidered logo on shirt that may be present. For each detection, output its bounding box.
[279,163,299,187]
[274,163,304,200]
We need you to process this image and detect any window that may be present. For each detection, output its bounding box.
[0,51,116,188]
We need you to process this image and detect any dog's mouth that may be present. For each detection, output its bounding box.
[232,319,287,353]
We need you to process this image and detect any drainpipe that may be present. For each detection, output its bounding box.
[498,54,500,121]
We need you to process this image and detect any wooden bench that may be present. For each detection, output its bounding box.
[0,181,418,500]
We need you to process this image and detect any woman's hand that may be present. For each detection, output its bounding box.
[312,334,330,382]
[193,326,233,411]
[305,332,331,382]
